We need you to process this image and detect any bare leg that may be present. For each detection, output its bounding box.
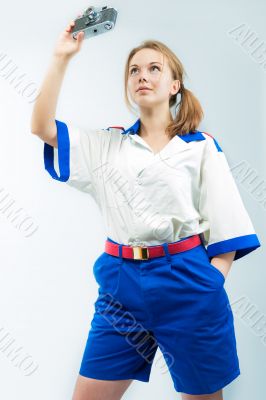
[181,388,223,400]
[72,374,134,400]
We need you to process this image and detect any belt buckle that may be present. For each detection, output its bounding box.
[132,246,149,260]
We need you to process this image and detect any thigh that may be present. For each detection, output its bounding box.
[181,388,223,400]
[72,375,133,400]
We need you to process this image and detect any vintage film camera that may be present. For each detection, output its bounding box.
[71,5,118,40]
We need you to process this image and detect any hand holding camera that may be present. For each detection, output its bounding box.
[52,6,117,61]
[71,6,117,40]
[53,13,85,60]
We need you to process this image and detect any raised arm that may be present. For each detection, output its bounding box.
[30,16,85,148]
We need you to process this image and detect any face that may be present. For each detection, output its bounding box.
[127,48,180,109]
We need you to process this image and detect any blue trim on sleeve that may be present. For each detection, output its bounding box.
[43,119,70,182]
[206,234,261,261]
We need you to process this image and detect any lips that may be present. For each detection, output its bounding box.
[137,87,152,92]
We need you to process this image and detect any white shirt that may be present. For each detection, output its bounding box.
[43,118,261,261]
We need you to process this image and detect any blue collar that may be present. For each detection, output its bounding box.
[122,118,206,142]
[123,118,141,135]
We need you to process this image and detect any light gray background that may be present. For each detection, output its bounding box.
[0,0,265,398]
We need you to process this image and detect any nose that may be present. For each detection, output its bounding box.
[138,68,148,82]
[139,73,148,81]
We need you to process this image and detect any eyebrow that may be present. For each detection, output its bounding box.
[129,62,163,68]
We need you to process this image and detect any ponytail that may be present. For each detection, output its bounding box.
[166,84,204,138]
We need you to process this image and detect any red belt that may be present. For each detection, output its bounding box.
[104,234,202,260]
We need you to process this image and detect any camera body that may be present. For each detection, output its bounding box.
[71,6,118,40]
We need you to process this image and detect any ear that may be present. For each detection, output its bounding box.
[170,79,181,95]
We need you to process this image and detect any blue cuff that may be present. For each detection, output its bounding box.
[43,119,70,182]
[207,234,261,261]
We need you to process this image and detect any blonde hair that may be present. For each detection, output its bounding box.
[124,40,204,138]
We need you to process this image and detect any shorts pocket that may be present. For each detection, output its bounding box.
[208,260,226,283]
[93,252,121,296]
[169,245,225,290]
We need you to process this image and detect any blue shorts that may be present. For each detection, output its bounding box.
[79,235,240,395]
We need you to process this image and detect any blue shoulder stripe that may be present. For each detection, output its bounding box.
[202,131,223,152]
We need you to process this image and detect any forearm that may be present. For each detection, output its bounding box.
[210,251,236,279]
[31,54,70,134]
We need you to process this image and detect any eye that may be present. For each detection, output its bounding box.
[130,67,137,75]
[129,65,160,75]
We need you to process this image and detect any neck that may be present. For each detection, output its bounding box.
[138,106,173,138]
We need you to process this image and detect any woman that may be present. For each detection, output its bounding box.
[31,17,261,400]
